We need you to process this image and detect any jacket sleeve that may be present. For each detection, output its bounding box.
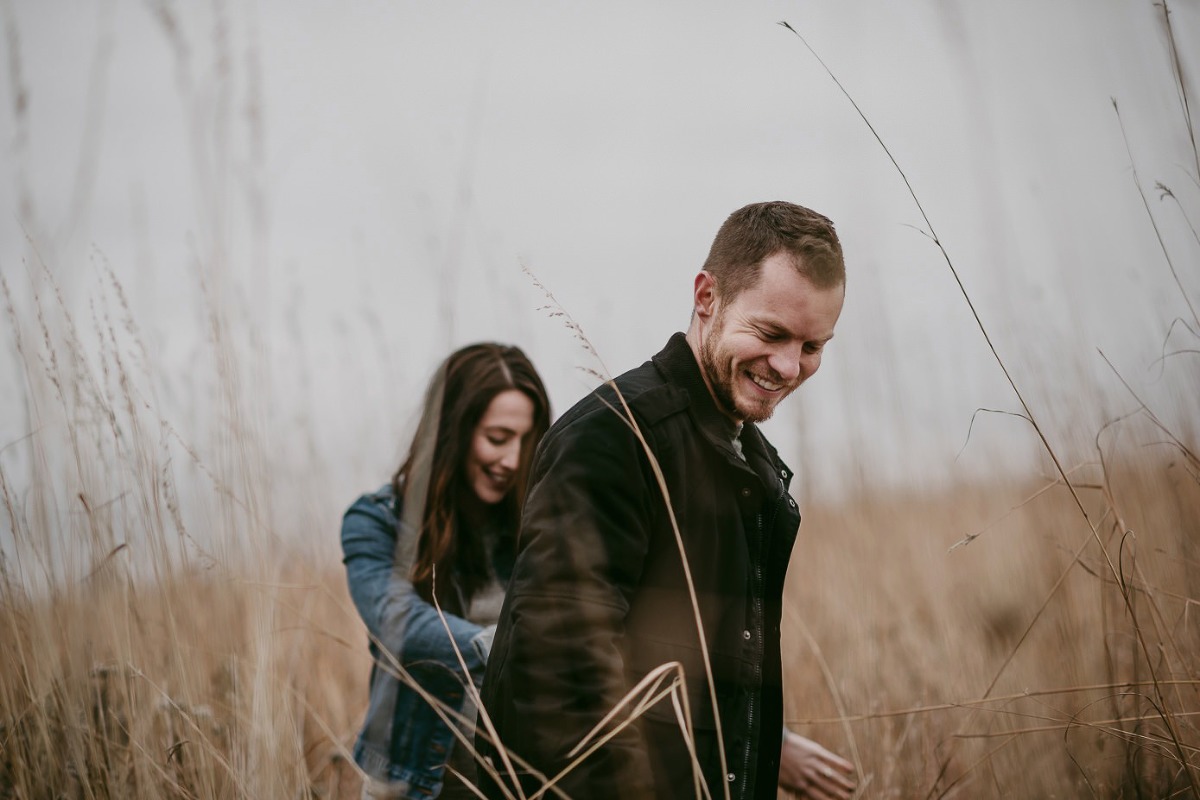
[341,492,487,677]
[483,406,658,798]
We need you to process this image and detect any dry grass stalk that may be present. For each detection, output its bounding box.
[779,15,1200,797]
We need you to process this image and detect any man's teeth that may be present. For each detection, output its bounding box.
[749,374,781,391]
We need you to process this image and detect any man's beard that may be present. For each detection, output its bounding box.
[698,314,778,424]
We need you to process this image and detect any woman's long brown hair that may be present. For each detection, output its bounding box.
[392,343,550,608]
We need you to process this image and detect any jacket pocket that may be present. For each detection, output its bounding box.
[623,635,746,732]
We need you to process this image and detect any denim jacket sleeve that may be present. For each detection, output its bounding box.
[341,486,486,672]
[343,486,496,793]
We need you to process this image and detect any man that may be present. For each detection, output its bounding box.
[477,202,857,800]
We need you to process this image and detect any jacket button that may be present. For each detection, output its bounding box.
[787,497,796,508]
[740,487,751,498]
[780,468,788,479]
[727,772,736,783]
[742,629,751,640]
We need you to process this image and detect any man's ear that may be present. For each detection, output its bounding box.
[693,271,718,321]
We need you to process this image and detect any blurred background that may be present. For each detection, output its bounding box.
[3,1,1196,523]
[0,2,1197,797]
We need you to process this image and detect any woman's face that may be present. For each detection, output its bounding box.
[464,388,536,505]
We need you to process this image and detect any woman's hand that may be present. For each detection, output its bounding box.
[778,729,856,799]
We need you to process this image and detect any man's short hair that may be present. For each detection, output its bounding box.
[701,201,845,301]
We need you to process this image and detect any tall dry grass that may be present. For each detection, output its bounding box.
[3,389,1195,799]
[1,235,1195,799]
[775,6,1200,796]
[784,456,1199,797]
[0,254,371,798]
[0,256,1196,799]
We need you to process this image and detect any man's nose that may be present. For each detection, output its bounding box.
[768,346,803,383]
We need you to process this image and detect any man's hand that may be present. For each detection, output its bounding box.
[777,729,856,799]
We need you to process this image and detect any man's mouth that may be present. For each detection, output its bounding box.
[747,371,783,393]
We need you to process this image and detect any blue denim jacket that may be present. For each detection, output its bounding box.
[342,484,503,798]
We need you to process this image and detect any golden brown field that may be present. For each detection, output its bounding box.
[786,455,1200,797]
[2,432,1196,797]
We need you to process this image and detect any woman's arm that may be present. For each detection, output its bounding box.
[341,489,487,674]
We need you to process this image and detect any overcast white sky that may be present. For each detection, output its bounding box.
[1,1,1197,541]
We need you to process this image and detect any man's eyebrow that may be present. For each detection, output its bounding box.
[752,316,788,331]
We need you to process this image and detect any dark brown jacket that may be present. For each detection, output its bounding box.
[478,333,802,800]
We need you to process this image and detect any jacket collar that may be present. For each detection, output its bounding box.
[650,333,787,482]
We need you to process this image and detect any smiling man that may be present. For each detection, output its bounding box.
[694,248,842,424]
[478,202,857,800]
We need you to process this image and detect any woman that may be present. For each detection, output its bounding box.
[341,343,551,800]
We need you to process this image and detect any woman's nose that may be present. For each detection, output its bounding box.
[499,442,521,470]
